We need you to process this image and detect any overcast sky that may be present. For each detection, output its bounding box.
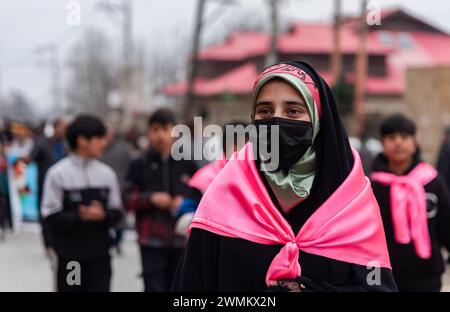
[1,0,449,115]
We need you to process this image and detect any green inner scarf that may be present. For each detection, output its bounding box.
[254,73,321,211]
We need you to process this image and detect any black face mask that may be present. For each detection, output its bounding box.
[253,117,313,172]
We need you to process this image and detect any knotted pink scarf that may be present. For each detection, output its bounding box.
[371,163,438,259]
[190,143,391,285]
[188,157,228,194]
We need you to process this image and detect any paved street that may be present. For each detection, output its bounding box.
[0,223,142,292]
[1,223,450,292]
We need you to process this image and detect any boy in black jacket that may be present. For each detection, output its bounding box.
[125,108,197,292]
[42,115,123,292]
[371,114,450,292]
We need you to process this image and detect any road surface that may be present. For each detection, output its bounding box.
[1,223,450,292]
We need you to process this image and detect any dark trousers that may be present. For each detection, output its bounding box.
[398,286,441,292]
[56,255,112,292]
[396,275,442,292]
[140,246,182,292]
[0,194,12,233]
[38,190,54,249]
[41,219,54,248]
[399,287,441,292]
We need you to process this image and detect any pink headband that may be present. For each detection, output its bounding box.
[254,63,322,119]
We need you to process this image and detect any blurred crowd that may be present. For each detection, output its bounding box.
[0,110,247,291]
[1,109,450,292]
[0,116,141,240]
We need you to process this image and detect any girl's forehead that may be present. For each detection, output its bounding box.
[257,79,304,97]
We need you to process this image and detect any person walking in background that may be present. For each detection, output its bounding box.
[42,115,123,292]
[29,117,69,251]
[174,120,249,237]
[437,127,450,192]
[371,114,450,292]
[8,123,34,158]
[0,140,11,238]
[101,124,132,254]
[125,108,197,292]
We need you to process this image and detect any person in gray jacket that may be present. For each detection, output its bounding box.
[42,115,123,292]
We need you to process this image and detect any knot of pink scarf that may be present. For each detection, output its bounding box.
[371,163,438,259]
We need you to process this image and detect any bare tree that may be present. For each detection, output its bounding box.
[1,91,36,122]
[147,28,190,95]
[65,29,119,116]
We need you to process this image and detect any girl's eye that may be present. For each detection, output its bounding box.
[256,108,273,116]
[287,109,302,116]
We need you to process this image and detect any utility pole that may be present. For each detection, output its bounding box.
[331,0,342,84]
[183,0,236,121]
[266,0,279,67]
[183,0,207,121]
[35,43,63,115]
[354,0,368,138]
[122,0,133,127]
[97,0,133,128]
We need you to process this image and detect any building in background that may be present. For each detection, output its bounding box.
[163,8,450,139]
[406,66,450,164]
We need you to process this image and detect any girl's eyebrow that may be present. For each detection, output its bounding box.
[284,100,306,106]
[255,101,273,107]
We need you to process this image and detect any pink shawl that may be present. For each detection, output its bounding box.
[190,143,391,285]
[188,157,228,194]
[371,163,438,259]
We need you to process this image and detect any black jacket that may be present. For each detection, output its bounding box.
[172,228,397,292]
[172,162,398,292]
[371,154,450,291]
[437,142,450,192]
[125,148,198,248]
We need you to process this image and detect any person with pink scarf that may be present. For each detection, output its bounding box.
[371,114,450,292]
[174,121,249,237]
[172,61,397,292]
